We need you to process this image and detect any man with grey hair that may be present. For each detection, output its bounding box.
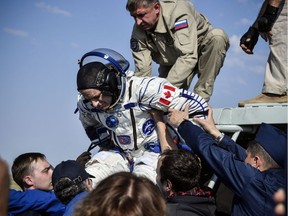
[126,0,229,101]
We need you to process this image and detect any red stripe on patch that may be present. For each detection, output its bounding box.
[159,98,171,106]
[175,23,188,31]
[164,85,176,92]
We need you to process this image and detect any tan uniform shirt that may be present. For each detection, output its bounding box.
[130,0,211,82]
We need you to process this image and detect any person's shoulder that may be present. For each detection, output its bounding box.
[161,0,197,28]
[264,168,286,184]
[161,0,195,12]
[131,24,146,39]
[125,70,134,77]
[64,192,88,216]
[10,189,57,199]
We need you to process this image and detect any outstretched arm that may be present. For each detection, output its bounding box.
[168,107,254,196]
[169,105,246,159]
[192,106,222,140]
[149,109,177,151]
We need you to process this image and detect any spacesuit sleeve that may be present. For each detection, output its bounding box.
[135,77,208,119]
[217,135,246,161]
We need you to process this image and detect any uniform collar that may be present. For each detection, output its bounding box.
[154,8,167,33]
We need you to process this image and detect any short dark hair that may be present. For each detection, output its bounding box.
[73,172,166,216]
[12,152,46,190]
[126,0,159,12]
[159,149,201,192]
[53,177,86,205]
[247,140,279,168]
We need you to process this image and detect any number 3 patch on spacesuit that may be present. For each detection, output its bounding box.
[159,85,176,106]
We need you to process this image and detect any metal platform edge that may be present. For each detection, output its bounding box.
[213,103,288,126]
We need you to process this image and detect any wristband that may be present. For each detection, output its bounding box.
[215,133,225,143]
[265,4,279,15]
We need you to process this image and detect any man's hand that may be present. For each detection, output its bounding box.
[240,27,259,54]
[193,107,221,139]
[76,151,91,167]
[168,104,189,128]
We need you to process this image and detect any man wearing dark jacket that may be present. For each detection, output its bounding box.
[9,152,65,216]
[156,149,216,216]
[167,105,286,216]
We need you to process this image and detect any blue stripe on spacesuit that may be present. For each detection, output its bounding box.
[138,77,156,102]
[181,91,204,106]
[137,77,159,111]
[124,103,137,109]
[180,90,207,117]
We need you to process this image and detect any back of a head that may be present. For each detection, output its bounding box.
[73,172,166,216]
[159,149,201,192]
[77,62,118,94]
[12,152,46,190]
[52,160,94,204]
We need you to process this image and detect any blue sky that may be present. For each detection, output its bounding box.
[0,0,269,169]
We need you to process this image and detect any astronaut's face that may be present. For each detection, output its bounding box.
[130,2,160,31]
[80,88,113,111]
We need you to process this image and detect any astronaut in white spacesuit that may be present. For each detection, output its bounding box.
[76,48,208,188]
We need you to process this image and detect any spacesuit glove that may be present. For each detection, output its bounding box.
[240,26,259,53]
[257,4,279,32]
[76,151,91,167]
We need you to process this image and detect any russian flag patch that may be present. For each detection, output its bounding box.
[159,85,176,106]
[174,19,188,31]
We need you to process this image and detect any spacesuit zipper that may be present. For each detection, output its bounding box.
[128,80,138,150]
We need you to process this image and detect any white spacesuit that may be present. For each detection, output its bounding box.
[76,48,208,187]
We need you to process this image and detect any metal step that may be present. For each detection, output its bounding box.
[213,103,288,126]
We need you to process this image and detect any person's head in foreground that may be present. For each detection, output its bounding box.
[156,149,202,197]
[73,172,166,216]
[12,152,53,191]
[52,160,94,204]
[245,123,286,171]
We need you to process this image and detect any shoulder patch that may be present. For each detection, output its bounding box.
[174,19,188,31]
[142,119,155,136]
[159,85,176,106]
[130,38,139,52]
[117,135,131,145]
